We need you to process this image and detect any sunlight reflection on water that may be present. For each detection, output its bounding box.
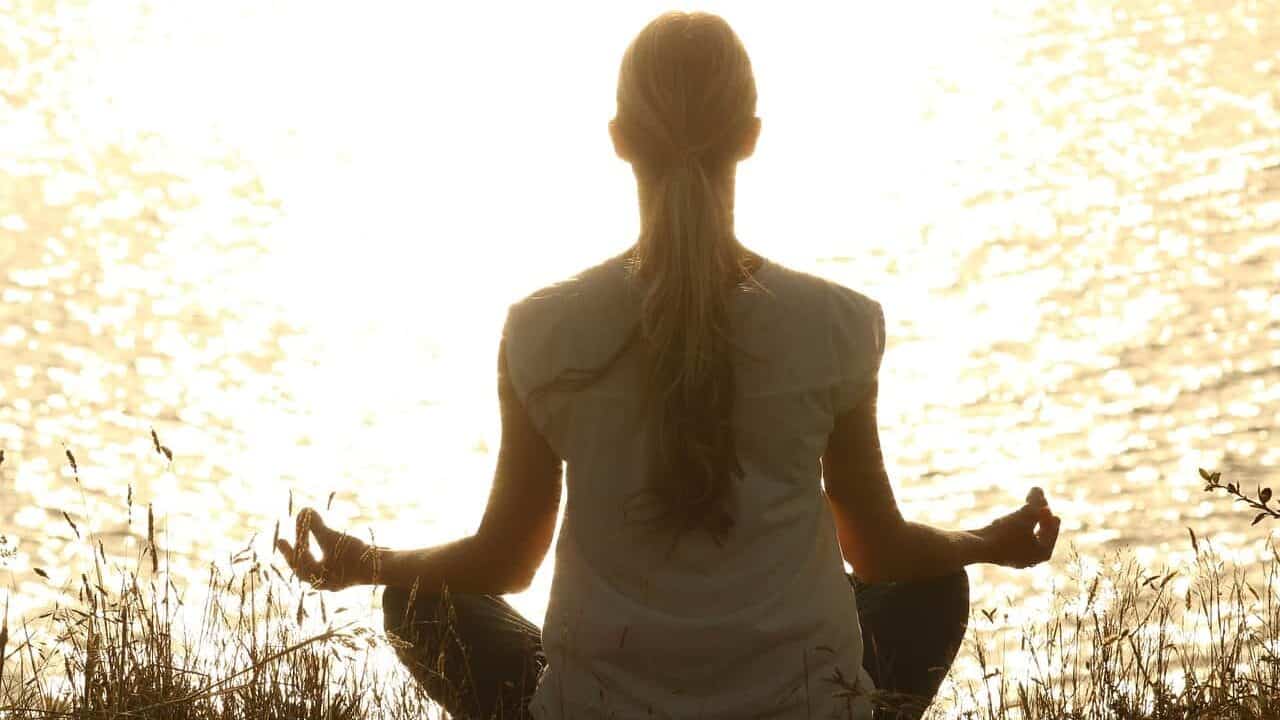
[1,0,1278,690]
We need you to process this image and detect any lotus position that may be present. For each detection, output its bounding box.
[277,11,1061,719]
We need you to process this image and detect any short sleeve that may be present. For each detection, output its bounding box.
[501,302,535,407]
[501,298,563,429]
[828,286,886,416]
[500,294,576,457]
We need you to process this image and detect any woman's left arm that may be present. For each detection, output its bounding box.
[276,338,564,594]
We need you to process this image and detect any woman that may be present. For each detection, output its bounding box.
[276,11,1061,720]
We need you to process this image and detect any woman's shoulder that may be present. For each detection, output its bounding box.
[504,253,632,351]
[510,253,629,312]
[757,258,882,322]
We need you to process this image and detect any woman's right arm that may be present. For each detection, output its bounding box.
[821,380,1061,583]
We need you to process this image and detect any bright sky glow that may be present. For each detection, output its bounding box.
[3,2,1279,688]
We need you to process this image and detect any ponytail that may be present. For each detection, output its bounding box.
[532,11,758,547]
[628,149,744,545]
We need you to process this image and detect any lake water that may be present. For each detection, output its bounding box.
[1,0,1278,647]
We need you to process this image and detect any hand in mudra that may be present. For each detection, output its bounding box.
[978,486,1061,569]
[275,507,377,590]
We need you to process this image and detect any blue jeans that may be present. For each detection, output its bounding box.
[383,569,969,720]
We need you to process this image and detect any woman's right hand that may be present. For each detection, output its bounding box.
[974,486,1062,569]
[275,507,378,591]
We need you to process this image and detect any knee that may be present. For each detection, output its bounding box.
[382,586,447,635]
[939,567,969,603]
[934,568,970,642]
[936,568,969,611]
[382,586,409,634]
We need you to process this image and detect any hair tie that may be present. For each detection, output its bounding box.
[671,141,709,168]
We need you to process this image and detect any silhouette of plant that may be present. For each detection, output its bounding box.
[1199,467,1279,525]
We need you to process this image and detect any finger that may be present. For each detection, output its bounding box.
[299,507,343,559]
[306,508,340,545]
[1011,503,1042,526]
[277,538,323,584]
[1026,486,1048,507]
[295,510,313,561]
[1036,513,1062,560]
[1038,506,1055,526]
[276,539,295,571]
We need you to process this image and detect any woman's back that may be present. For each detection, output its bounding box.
[273,11,1058,720]
[503,251,885,719]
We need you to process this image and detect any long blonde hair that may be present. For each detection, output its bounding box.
[613,11,759,545]
[530,12,758,547]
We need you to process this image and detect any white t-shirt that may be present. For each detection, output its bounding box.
[502,251,885,720]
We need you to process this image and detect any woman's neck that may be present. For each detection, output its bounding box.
[634,168,737,238]
[629,167,766,279]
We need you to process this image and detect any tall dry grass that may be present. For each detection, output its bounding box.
[913,468,1280,720]
[0,439,439,719]
[0,558,431,719]
[926,542,1280,720]
[2,443,1277,719]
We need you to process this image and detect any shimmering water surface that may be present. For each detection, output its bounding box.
[2,0,1278,646]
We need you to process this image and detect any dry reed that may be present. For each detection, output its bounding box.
[2,445,1277,719]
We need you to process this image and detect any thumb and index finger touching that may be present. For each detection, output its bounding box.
[1024,486,1062,559]
[1008,487,1051,527]
[275,507,337,577]
[998,487,1062,565]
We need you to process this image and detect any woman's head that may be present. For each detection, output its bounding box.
[611,12,761,547]
[610,12,760,183]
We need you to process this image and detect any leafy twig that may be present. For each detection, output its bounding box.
[1200,468,1278,525]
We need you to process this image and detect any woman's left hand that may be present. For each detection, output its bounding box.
[275,508,377,590]
[969,487,1061,570]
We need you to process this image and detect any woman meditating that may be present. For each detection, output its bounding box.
[276,10,1061,719]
